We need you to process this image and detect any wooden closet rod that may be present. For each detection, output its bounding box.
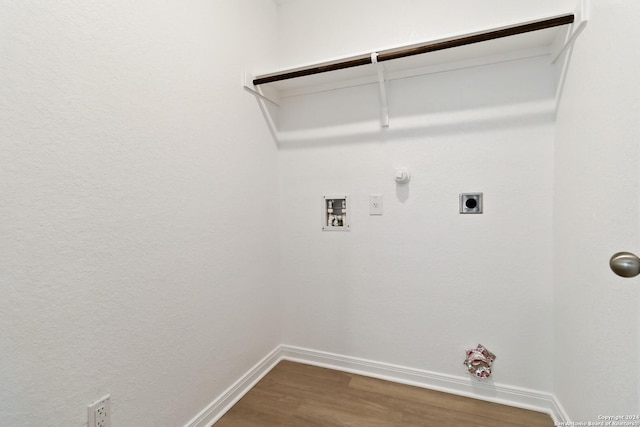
[253,14,574,86]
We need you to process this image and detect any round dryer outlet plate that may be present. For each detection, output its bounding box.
[460,193,483,214]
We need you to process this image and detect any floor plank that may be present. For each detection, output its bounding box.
[214,360,554,427]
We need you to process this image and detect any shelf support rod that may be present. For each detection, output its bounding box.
[243,85,280,107]
[243,71,280,107]
[371,53,389,128]
[551,0,588,64]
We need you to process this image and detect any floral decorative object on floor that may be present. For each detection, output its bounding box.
[464,344,496,378]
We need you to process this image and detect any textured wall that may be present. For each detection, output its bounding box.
[554,0,640,420]
[276,0,571,394]
[0,1,279,426]
[5,1,636,425]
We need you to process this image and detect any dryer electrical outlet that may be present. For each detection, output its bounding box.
[460,193,483,214]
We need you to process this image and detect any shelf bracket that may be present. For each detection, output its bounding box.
[371,53,389,128]
[243,71,280,107]
[242,71,280,144]
[551,0,588,64]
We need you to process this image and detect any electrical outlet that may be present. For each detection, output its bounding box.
[369,194,383,215]
[460,193,483,214]
[88,395,111,427]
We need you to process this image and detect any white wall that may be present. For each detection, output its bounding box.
[276,0,574,394]
[5,1,637,425]
[276,0,576,67]
[554,0,640,420]
[0,1,279,426]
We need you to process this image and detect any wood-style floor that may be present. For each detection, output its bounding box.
[214,360,554,427]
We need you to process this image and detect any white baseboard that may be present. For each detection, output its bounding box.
[185,344,568,426]
[280,345,567,424]
[549,396,571,424]
[183,347,282,427]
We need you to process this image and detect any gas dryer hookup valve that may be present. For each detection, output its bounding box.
[394,168,410,184]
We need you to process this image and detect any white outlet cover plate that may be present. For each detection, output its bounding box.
[369,194,383,215]
[88,395,111,427]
